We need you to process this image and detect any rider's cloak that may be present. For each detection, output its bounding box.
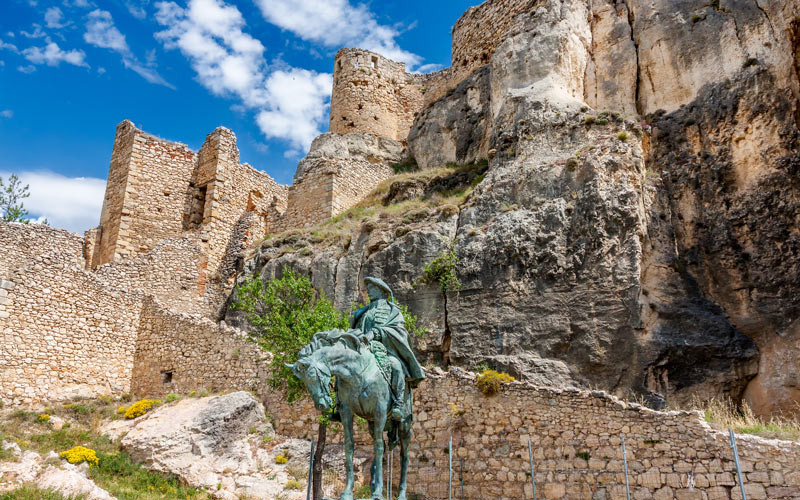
[351,299,426,387]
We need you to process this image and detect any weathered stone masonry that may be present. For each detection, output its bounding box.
[130,320,800,500]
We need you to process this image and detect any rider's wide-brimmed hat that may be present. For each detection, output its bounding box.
[363,276,393,301]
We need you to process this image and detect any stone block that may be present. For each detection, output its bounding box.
[543,483,565,499]
[0,280,15,290]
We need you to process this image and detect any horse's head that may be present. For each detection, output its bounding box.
[286,354,333,413]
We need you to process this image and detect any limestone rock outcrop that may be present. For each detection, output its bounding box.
[293,132,405,181]
[230,0,800,414]
[408,66,491,169]
[0,445,115,500]
[102,392,354,500]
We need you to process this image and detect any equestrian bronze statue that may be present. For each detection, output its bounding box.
[287,277,425,500]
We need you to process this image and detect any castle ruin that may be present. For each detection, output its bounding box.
[3,0,800,496]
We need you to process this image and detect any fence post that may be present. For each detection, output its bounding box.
[448,436,453,500]
[389,447,393,500]
[460,457,465,500]
[306,437,315,500]
[729,429,747,500]
[622,437,630,500]
[528,439,537,500]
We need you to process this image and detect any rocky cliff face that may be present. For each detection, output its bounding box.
[228,0,800,415]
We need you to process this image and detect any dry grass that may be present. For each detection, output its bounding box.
[259,162,487,254]
[673,396,800,441]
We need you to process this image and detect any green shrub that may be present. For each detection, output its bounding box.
[390,157,419,174]
[476,369,515,396]
[165,393,180,403]
[617,131,629,141]
[395,301,427,338]
[285,480,302,490]
[231,268,349,402]
[421,247,461,294]
[354,484,372,498]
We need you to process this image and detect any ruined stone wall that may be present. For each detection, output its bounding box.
[329,0,541,140]
[451,0,537,85]
[276,168,335,231]
[129,296,267,397]
[264,371,800,500]
[329,49,428,141]
[92,121,137,268]
[275,158,394,231]
[87,123,288,311]
[197,129,288,291]
[330,160,394,216]
[105,122,197,264]
[92,237,206,314]
[0,223,142,405]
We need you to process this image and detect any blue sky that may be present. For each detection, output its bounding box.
[0,0,473,232]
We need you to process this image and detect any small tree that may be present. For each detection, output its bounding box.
[0,174,31,223]
[231,267,348,500]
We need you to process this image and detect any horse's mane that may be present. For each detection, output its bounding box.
[298,329,363,362]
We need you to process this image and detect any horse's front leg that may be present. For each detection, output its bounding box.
[396,419,412,500]
[370,416,386,499]
[339,408,355,500]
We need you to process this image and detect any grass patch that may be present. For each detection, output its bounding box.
[0,396,210,500]
[0,485,82,500]
[90,451,208,500]
[354,483,372,498]
[682,396,800,441]
[258,161,488,253]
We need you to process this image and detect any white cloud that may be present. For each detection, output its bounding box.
[83,9,173,88]
[20,24,47,39]
[0,39,18,52]
[254,0,420,67]
[416,63,444,74]
[97,66,106,74]
[84,10,128,52]
[0,171,106,233]
[45,7,69,29]
[256,68,332,153]
[65,0,92,7]
[22,42,88,67]
[155,0,332,152]
[0,110,13,118]
[124,0,149,19]
[18,64,36,73]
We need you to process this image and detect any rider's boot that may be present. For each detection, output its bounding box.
[390,365,407,421]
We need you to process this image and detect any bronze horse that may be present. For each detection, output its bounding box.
[289,336,412,500]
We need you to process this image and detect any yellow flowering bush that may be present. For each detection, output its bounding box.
[37,413,51,423]
[476,369,515,395]
[116,406,128,415]
[60,446,99,466]
[275,455,288,464]
[123,399,161,419]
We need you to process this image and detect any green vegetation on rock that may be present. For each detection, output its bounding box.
[231,267,348,402]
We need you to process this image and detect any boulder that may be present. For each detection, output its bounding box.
[102,391,342,500]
